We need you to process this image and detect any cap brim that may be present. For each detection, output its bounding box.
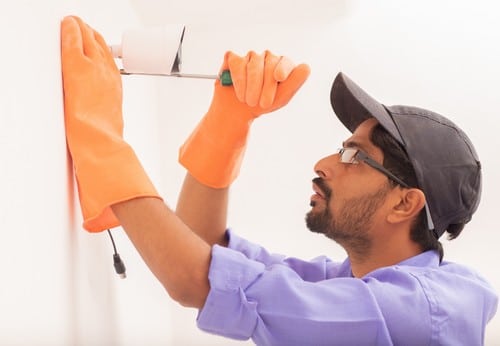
[330,72,404,144]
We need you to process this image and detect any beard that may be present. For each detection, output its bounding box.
[305,177,390,255]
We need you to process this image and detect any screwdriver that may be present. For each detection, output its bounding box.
[119,69,233,86]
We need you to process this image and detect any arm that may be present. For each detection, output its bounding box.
[61,16,210,308]
[176,51,310,244]
[176,173,229,247]
[197,244,394,344]
[112,197,210,308]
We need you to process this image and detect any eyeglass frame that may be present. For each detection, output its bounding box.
[338,147,410,188]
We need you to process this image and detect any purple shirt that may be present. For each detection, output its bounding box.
[197,230,498,345]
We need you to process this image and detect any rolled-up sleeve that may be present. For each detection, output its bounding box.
[197,243,393,345]
[197,244,265,340]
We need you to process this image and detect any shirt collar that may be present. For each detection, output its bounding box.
[338,250,441,278]
[397,250,440,268]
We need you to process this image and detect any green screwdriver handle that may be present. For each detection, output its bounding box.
[220,70,233,86]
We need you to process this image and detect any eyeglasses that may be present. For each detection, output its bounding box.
[338,147,410,188]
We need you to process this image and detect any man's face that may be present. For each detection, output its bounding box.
[305,118,392,254]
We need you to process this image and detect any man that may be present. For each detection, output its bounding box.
[61,16,497,345]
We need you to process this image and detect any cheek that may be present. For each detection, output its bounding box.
[329,182,364,207]
[327,167,390,213]
[340,160,390,190]
[331,183,391,217]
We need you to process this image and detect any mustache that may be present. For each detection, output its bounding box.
[312,177,332,200]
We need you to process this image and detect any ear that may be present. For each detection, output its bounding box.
[387,188,426,225]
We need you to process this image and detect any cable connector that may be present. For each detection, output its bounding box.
[113,253,127,279]
[107,229,127,279]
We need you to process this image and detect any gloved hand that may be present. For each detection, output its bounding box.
[61,15,161,232]
[179,50,310,188]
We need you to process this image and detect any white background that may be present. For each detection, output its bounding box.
[0,0,498,345]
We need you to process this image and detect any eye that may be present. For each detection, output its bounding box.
[339,148,360,164]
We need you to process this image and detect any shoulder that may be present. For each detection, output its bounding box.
[364,251,496,308]
[361,252,498,345]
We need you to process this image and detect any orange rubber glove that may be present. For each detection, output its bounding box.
[61,16,161,232]
[179,50,310,188]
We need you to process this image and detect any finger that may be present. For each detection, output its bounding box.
[72,16,100,59]
[260,50,280,108]
[274,56,295,82]
[245,51,265,107]
[93,29,119,70]
[273,63,310,107]
[227,51,248,102]
[61,16,83,59]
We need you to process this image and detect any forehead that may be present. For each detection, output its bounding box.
[343,118,380,152]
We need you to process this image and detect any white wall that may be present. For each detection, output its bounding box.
[0,1,498,345]
[0,1,174,345]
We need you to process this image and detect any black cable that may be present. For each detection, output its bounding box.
[107,229,126,279]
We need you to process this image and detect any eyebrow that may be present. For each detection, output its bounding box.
[342,139,369,153]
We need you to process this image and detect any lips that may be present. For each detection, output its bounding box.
[310,178,332,209]
[312,177,331,198]
[310,188,322,207]
[312,182,325,199]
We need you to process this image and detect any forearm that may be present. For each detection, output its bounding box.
[111,197,211,308]
[176,173,229,247]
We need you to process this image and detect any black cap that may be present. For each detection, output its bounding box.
[330,72,482,238]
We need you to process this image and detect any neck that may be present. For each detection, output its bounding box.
[346,232,422,278]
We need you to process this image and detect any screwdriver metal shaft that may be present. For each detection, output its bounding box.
[119,69,233,86]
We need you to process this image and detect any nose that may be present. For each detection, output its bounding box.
[313,153,338,179]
